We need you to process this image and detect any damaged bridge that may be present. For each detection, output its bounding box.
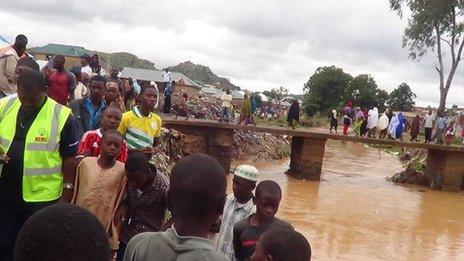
[163,119,464,192]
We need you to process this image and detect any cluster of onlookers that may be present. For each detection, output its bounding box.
[0,34,311,261]
[332,102,463,145]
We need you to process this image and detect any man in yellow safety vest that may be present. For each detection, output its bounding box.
[0,66,79,260]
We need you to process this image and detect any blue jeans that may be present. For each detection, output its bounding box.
[221,107,230,121]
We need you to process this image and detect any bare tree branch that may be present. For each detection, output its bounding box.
[450,6,457,62]
[440,37,453,49]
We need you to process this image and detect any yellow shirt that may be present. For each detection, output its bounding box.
[117,106,162,149]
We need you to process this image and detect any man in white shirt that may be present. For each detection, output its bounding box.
[424,110,435,143]
[0,34,28,98]
[216,165,259,260]
[220,89,233,123]
[161,69,173,113]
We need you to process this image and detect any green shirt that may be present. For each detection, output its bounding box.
[123,227,227,261]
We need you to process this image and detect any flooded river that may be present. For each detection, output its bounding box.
[230,141,464,260]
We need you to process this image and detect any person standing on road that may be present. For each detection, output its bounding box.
[410,114,421,142]
[220,89,233,123]
[161,69,172,113]
[0,69,78,260]
[435,114,447,144]
[287,100,300,129]
[424,110,435,143]
[0,34,28,98]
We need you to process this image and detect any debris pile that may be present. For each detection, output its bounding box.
[152,128,185,175]
[171,94,222,120]
[232,131,291,162]
[387,148,428,186]
[153,128,291,175]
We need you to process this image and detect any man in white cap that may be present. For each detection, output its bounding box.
[216,165,259,260]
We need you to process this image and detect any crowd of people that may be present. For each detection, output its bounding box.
[331,101,464,145]
[0,34,311,261]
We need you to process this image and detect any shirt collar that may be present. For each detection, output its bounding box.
[84,97,105,110]
[232,196,254,211]
[133,105,153,118]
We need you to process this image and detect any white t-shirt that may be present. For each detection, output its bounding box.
[424,114,435,128]
[81,65,92,77]
[221,93,233,108]
[162,71,171,83]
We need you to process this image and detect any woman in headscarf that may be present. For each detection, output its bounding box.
[396,112,405,140]
[353,115,364,136]
[378,110,390,139]
[330,109,338,134]
[368,107,379,138]
[239,93,253,125]
[250,95,257,124]
[410,114,421,142]
[287,100,300,129]
[366,109,375,138]
[388,113,399,139]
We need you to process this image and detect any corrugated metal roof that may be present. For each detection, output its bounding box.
[32,43,89,57]
[120,67,201,89]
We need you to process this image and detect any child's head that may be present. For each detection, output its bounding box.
[169,154,226,232]
[100,129,123,159]
[105,81,120,104]
[15,204,110,261]
[100,105,122,131]
[233,165,259,202]
[125,151,153,190]
[139,86,157,110]
[251,228,311,261]
[254,180,282,222]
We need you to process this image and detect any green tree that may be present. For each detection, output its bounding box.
[263,86,288,104]
[303,66,353,116]
[390,0,464,114]
[389,83,417,111]
[375,89,390,112]
[344,74,379,109]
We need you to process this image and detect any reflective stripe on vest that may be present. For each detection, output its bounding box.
[0,95,17,122]
[0,136,11,149]
[24,165,62,176]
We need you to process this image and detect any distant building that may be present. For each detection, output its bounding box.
[31,43,88,69]
[120,67,201,97]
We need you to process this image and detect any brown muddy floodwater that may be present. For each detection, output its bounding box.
[230,141,464,261]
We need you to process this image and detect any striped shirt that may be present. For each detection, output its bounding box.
[216,194,255,260]
[118,106,162,149]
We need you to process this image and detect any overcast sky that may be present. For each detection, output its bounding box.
[2,0,464,107]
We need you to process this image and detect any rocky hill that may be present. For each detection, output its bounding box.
[169,61,240,90]
[95,51,155,70]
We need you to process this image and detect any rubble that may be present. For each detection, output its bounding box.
[387,148,429,187]
[232,131,291,162]
[152,128,291,175]
[152,128,185,175]
[170,94,222,120]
